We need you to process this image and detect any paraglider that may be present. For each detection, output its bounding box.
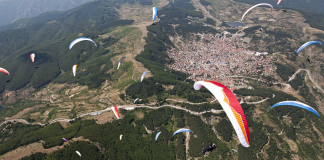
[0,68,10,75]
[30,53,35,62]
[270,101,320,117]
[75,151,81,157]
[153,7,157,22]
[232,149,238,154]
[241,3,273,21]
[141,71,150,82]
[117,56,126,70]
[282,9,286,12]
[69,37,97,49]
[194,81,250,147]
[173,128,192,135]
[111,106,121,119]
[307,58,310,62]
[277,0,282,5]
[259,28,263,32]
[203,143,216,153]
[62,138,67,142]
[297,41,323,53]
[293,126,296,133]
[6,80,10,83]
[120,134,123,140]
[72,65,77,77]
[155,132,161,141]
[134,98,139,104]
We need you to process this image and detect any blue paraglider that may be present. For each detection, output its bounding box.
[232,149,238,154]
[297,41,323,53]
[153,7,157,22]
[270,101,320,117]
[173,128,192,135]
[155,132,161,141]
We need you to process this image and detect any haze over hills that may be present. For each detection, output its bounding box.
[0,0,324,159]
[0,0,93,26]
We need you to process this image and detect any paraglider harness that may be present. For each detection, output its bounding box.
[203,143,216,153]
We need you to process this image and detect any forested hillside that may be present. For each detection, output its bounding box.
[1,0,324,159]
[0,0,145,92]
[1,108,233,160]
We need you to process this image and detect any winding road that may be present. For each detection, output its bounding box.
[288,69,324,94]
[0,105,224,127]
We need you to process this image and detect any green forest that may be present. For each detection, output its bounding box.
[1,107,234,160]
[0,0,324,159]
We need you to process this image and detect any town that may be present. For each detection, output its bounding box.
[167,32,275,89]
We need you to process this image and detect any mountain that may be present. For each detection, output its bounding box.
[0,0,93,26]
[0,0,141,92]
[1,0,324,159]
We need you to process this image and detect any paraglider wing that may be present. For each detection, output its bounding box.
[194,81,250,147]
[155,132,161,141]
[72,65,77,77]
[117,56,126,70]
[277,0,282,5]
[270,101,320,117]
[241,3,273,21]
[0,106,2,110]
[141,71,150,82]
[69,37,97,49]
[111,106,121,119]
[30,53,35,62]
[134,98,139,104]
[62,138,67,142]
[297,41,323,53]
[76,151,81,157]
[173,128,192,135]
[153,7,157,21]
[0,68,10,75]
[120,134,123,140]
[232,149,238,153]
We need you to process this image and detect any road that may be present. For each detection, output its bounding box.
[165,97,217,105]
[288,69,324,94]
[1,105,224,127]
[240,94,274,105]
[240,97,270,104]
[0,119,45,126]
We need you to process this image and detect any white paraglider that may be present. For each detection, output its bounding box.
[69,37,97,49]
[141,71,150,82]
[75,151,81,157]
[153,7,157,21]
[72,65,77,77]
[241,3,273,21]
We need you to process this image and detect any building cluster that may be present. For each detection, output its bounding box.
[167,33,275,89]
